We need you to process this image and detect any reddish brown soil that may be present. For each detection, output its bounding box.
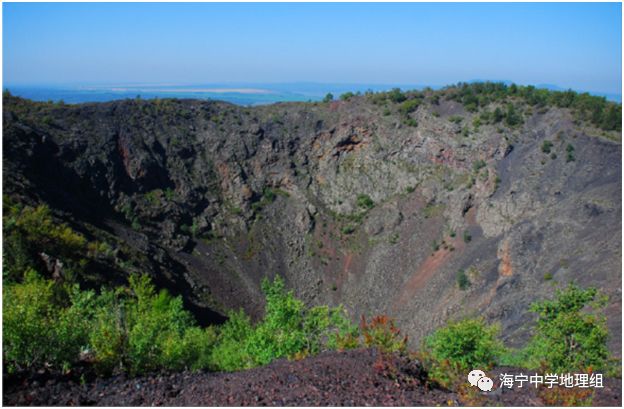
[3,349,621,406]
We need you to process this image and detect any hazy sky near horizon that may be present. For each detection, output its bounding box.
[3,2,622,94]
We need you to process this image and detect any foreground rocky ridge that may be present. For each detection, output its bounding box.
[2,87,621,351]
[3,349,621,406]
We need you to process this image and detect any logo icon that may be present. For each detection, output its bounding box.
[477,376,494,391]
[468,369,494,392]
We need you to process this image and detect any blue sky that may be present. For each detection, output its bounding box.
[3,2,622,94]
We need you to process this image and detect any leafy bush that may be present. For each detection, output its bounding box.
[340,92,355,101]
[3,197,88,282]
[472,159,486,172]
[3,269,93,373]
[87,274,218,375]
[398,99,420,116]
[566,143,576,162]
[322,93,334,103]
[4,268,218,376]
[341,224,356,235]
[448,115,463,124]
[209,309,254,371]
[504,103,522,127]
[210,276,357,371]
[423,318,505,372]
[520,284,609,372]
[493,107,504,123]
[356,194,374,209]
[456,270,470,290]
[387,88,406,103]
[541,140,554,154]
[403,118,418,127]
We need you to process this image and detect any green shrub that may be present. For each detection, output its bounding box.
[3,269,94,373]
[3,197,87,282]
[340,92,355,101]
[404,118,418,127]
[521,284,609,372]
[448,115,463,124]
[88,288,128,375]
[566,144,576,162]
[210,276,356,371]
[541,140,554,154]
[209,309,254,371]
[164,187,175,201]
[356,194,374,209]
[505,104,522,127]
[387,88,406,103]
[472,160,486,172]
[456,270,470,290]
[398,99,420,116]
[125,275,197,374]
[87,274,215,375]
[322,93,334,103]
[423,318,505,372]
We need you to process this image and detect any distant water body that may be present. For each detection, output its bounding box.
[5,85,318,106]
[5,84,621,105]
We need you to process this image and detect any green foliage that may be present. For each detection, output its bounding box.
[403,118,418,127]
[210,276,357,371]
[88,274,216,375]
[541,140,554,154]
[566,143,576,162]
[3,197,88,282]
[387,88,407,103]
[493,107,504,123]
[209,310,254,371]
[456,270,470,290]
[445,81,620,132]
[322,93,334,103]
[423,318,505,372]
[4,269,218,376]
[398,99,420,116]
[164,187,175,201]
[356,194,375,209]
[340,92,355,101]
[448,115,463,124]
[600,104,621,131]
[504,103,522,127]
[3,269,93,373]
[144,190,161,206]
[472,159,486,172]
[520,284,609,372]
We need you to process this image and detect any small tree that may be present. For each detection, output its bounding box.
[456,270,470,290]
[492,107,504,123]
[505,103,522,127]
[340,92,355,101]
[522,284,609,372]
[423,318,505,373]
[323,93,334,103]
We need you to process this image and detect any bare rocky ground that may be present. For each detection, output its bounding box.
[3,349,621,406]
